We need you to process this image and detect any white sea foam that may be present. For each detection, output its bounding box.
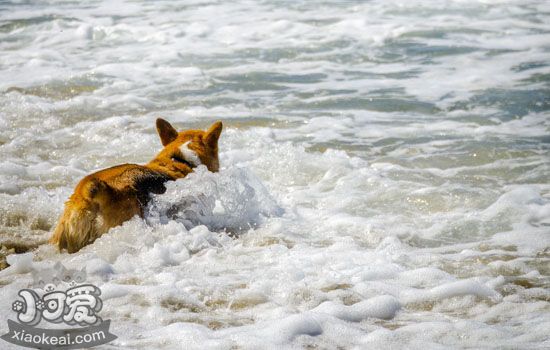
[0,0,549,348]
[146,166,283,232]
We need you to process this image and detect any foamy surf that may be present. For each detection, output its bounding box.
[146,166,283,233]
[1,0,550,349]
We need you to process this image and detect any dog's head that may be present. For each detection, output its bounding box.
[152,118,222,179]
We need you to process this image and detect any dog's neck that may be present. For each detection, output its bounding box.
[146,158,192,181]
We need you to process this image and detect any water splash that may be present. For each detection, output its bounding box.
[146,166,283,234]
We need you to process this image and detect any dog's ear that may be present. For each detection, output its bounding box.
[204,121,223,148]
[156,118,178,146]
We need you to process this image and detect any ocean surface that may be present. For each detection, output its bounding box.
[0,0,549,348]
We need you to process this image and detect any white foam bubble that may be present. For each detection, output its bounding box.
[313,295,401,321]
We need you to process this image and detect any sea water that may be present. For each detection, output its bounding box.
[0,0,549,349]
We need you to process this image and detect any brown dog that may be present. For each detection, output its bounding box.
[49,118,222,253]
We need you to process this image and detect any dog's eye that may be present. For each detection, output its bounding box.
[171,154,194,168]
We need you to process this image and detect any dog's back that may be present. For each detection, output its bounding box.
[49,164,170,253]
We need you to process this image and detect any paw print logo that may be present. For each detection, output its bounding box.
[12,300,24,313]
[36,300,45,311]
[44,284,56,293]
